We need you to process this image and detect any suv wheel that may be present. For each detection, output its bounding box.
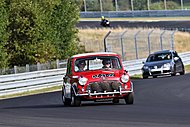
[124,92,134,104]
[171,65,176,76]
[142,74,148,79]
[180,66,185,75]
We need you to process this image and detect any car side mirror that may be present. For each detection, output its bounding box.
[174,57,179,61]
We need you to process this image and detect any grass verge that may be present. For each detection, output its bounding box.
[0,85,62,100]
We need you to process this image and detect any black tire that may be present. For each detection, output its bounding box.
[71,89,81,107]
[153,75,157,78]
[171,65,176,76]
[142,74,148,79]
[112,98,119,104]
[180,65,185,75]
[124,92,134,105]
[62,87,71,106]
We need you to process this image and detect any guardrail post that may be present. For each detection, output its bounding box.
[37,62,41,71]
[120,30,128,61]
[170,30,176,50]
[83,0,87,12]
[56,59,60,69]
[14,66,17,74]
[160,30,165,50]
[26,64,29,72]
[134,30,141,59]
[147,30,154,55]
[103,31,111,52]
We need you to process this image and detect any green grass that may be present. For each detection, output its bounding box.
[0,85,62,100]
[185,64,190,73]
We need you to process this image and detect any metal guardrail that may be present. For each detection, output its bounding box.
[80,10,190,18]
[0,52,190,96]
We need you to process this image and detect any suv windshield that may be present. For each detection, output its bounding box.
[146,52,172,62]
[74,56,122,72]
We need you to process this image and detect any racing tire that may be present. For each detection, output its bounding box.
[62,87,71,106]
[171,65,176,76]
[124,92,134,105]
[112,98,119,104]
[180,66,185,75]
[142,74,148,79]
[153,76,157,78]
[71,90,81,107]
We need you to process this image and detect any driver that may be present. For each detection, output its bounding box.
[76,60,86,72]
[102,59,111,68]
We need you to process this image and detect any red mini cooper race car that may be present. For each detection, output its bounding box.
[62,52,134,106]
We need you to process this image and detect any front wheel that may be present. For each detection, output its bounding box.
[71,89,81,107]
[112,98,119,104]
[124,92,134,105]
[62,87,71,106]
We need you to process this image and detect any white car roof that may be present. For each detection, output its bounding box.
[71,52,118,58]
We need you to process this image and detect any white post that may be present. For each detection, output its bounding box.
[147,0,150,10]
[131,0,134,11]
[115,0,118,11]
[100,0,103,12]
[181,0,184,10]
[83,0,87,12]
[164,0,167,10]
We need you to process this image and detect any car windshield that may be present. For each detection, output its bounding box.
[146,52,172,62]
[74,56,122,72]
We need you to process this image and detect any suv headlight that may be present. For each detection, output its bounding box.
[79,77,88,86]
[121,74,129,83]
[163,63,171,68]
[143,65,149,69]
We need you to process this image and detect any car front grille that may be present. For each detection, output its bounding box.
[87,81,121,93]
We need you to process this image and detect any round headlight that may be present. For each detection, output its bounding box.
[79,77,88,86]
[121,74,129,83]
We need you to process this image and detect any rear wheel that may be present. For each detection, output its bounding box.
[124,92,134,105]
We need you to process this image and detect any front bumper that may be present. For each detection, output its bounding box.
[73,82,133,97]
[143,67,173,76]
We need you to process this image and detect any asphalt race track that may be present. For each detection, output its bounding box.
[0,73,190,127]
[77,21,190,29]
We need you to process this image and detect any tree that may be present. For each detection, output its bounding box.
[0,0,8,68]
[49,0,80,59]
[133,0,148,10]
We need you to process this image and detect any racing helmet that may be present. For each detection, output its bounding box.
[101,16,105,20]
[102,59,111,65]
[76,60,86,67]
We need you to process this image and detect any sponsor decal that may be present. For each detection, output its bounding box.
[92,73,115,79]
